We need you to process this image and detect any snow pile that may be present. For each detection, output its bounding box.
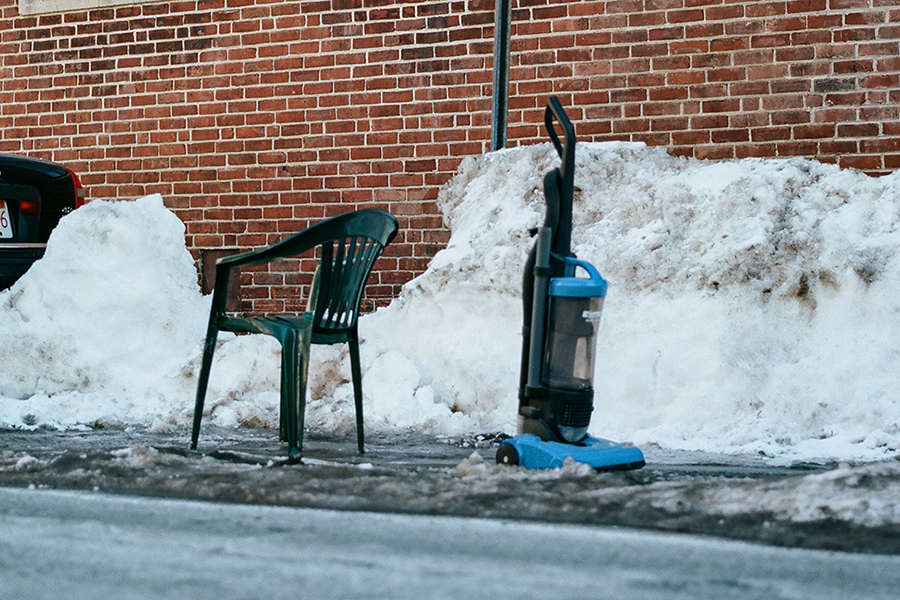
[454,451,595,479]
[2,145,900,464]
[0,195,209,427]
[110,446,160,469]
[0,195,292,431]
[704,460,900,527]
[355,142,900,461]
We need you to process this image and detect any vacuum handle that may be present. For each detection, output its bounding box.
[562,255,604,283]
[543,96,577,260]
[544,96,576,165]
[526,227,553,391]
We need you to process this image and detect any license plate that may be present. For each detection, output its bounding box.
[0,200,12,238]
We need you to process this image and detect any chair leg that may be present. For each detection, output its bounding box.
[348,336,365,454]
[297,338,309,456]
[280,334,299,456]
[191,329,219,450]
[280,331,311,457]
[278,361,288,443]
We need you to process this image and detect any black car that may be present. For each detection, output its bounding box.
[0,154,85,290]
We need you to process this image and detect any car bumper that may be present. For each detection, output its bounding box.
[0,243,45,290]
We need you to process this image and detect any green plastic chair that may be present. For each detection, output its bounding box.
[190,209,399,457]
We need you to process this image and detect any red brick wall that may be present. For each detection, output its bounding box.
[506,0,900,172]
[2,0,898,309]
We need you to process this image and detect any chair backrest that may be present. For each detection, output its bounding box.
[210,209,398,329]
[307,210,399,335]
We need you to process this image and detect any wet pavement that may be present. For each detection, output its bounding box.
[6,486,900,600]
[1,426,898,555]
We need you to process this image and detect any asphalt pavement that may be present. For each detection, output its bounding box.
[2,486,899,600]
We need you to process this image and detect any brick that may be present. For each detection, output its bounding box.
[691,114,730,129]
[794,123,836,139]
[670,40,708,54]
[861,137,900,154]
[694,145,735,160]
[837,123,880,137]
[839,154,882,170]
[862,74,900,88]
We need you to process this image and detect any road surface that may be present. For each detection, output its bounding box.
[1,486,898,600]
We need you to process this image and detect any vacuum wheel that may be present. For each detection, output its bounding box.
[496,443,519,466]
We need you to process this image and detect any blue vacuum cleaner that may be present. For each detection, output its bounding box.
[496,97,645,472]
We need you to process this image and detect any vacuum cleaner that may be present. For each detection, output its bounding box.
[496,97,645,471]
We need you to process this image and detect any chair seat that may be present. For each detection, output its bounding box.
[220,315,355,346]
[220,315,313,337]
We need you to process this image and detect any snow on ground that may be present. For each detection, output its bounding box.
[2,145,900,468]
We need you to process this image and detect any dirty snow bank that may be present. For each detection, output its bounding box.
[356,142,900,463]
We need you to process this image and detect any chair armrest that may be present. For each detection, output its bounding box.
[206,219,336,317]
[216,227,323,271]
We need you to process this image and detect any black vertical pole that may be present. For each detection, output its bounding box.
[491,0,511,151]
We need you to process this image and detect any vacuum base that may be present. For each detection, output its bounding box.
[497,433,645,472]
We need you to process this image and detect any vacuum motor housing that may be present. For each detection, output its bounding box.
[542,259,607,441]
[520,257,607,444]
